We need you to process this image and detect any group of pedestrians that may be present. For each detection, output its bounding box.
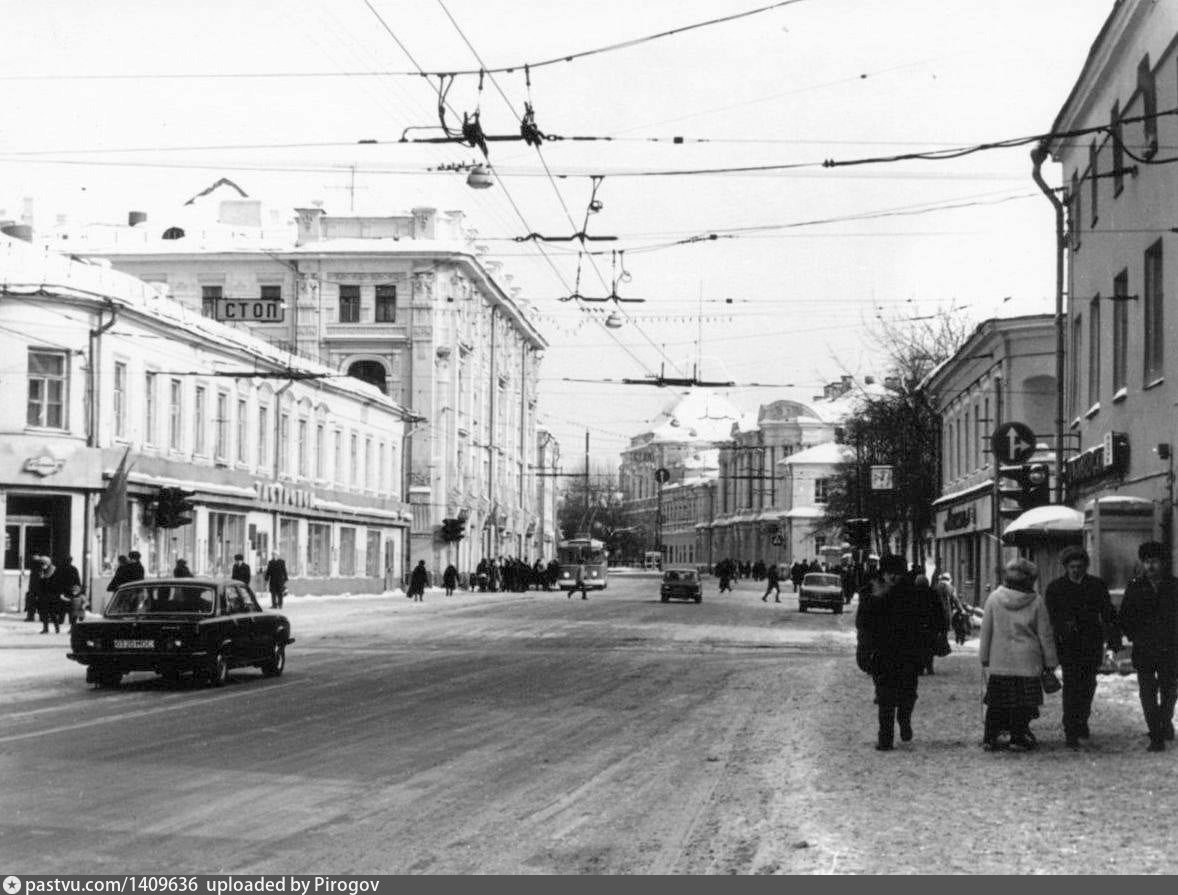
[473,556,562,593]
[856,542,1178,754]
[23,553,85,633]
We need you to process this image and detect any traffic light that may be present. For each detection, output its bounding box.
[155,487,196,529]
[844,518,871,548]
[440,517,466,542]
[998,463,1051,519]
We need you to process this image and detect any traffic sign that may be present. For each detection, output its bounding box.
[991,422,1036,464]
[870,465,894,490]
[770,534,785,546]
[654,467,670,485]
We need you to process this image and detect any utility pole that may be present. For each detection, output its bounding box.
[584,429,591,538]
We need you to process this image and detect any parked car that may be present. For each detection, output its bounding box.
[661,566,702,603]
[67,578,294,688]
[798,572,844,614]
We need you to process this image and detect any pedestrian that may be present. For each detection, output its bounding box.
[546,557,561,591]
[231,553,252,586]
[718,558,733,594]
[1044,546,1121,748]
[790,561,805,593]
[568,562,589,600]
[125,550,145,583]
[855,554,944,750]
[916,574,950,675]
[173,558,193,578]
[30,556,63,634]
[443,563,459,596]
[264,552,289,609]
[477,557,490,592]
[1118,541,1178,752]
[409,560,429,602]
[761,561,781,603]
[58,554,84,627]
[533,558,546,590]
[979,558,1059,752]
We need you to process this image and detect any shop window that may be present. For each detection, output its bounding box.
[339,527,356,576]
[307,523,331,576]
[279,518,299,577]
[366,531,382,578]
[207,512,246,576]
[26,350,68,430]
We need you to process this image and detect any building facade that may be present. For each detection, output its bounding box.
[65,192,547,576]
[923,315,1056,605]
[1043,0,1176,584]
[0,235,412,613]
[779,442,854,567]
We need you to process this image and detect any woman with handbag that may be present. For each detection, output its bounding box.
[979,558,1060,752]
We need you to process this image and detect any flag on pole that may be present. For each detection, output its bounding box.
[95,447,133,526]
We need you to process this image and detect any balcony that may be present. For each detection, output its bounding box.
[324,322,409,341]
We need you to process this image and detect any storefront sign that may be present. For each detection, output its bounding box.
[23,455,64,477]
[214,298,284,322]
[1065,433,1129,487]
[944,506,976,532]
[253,483,315,509]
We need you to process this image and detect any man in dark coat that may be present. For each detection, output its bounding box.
[1044,546,1121,748]
[173,558,193,578]
[546,558,560,591]
[231,554,252,587]
[264,553,289,609]
[442,563,459,596]
[790,561,805,593]
[717,558,733,594]
[856,554,944,751]
[58,554,83,626]
[29,557,63,634]
[409,560,429,602]
[1119,541,1178,751]
[761,562,781,603]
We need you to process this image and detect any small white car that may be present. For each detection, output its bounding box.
[798,572,844,614]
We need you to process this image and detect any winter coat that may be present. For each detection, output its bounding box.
[1044,573,1119,665]
[1118,575,1178,666]
[979,586,1058,677]
[173,561,193,578]
[409,564,430,594]
[933,581,955,628]
[766,564,779,584]
[231,562,252,585]
[443,565,459,588]
[856,578,943,671]
[108,560,145,591]
[264,559,289,590]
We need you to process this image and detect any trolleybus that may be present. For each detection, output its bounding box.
[556,537,609,591]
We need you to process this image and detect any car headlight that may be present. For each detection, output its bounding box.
[562,571,570,578]
[85,639,98,649]
[590,571,598,578]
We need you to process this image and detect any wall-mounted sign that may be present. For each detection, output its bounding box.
[991,421,1037,464]
[870,465,894,490]
[1064,432,1129,487]
[253,482,315,509]
[23,455,64,477]
[214,298,284,323]
[944,506,976,532]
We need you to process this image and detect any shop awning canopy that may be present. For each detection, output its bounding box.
[1001,505,1084,546]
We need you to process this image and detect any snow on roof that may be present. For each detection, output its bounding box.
[785,506,825,519]
[782,442,853,466]
[647,390,746,444]
[0,235,414,416]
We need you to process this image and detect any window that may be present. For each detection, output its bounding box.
[350,433,358,486]
[378,442,386,491]
[113,361,127,438]
[316,424,325,479]
[365,436,373,489]
[1144,240,1164,383]
[297,418,308,477]
[193,386,207,454]
[306,523,331,576]
[1088,296,1101,406]
[338,285,360,323]
[1069,171,1081,252]
[144,371,158,444]
[258,404,270,469]
[215,392,229,460]
[1113,270,1128,392]
[236,398,248,463]
[333,430,342,485]
[973,404,981,470]
[279,518,299,577]
[814,477,831,504]
[339,527,356,576]
[279,412,290,475]
[1110,101,1125,195]
[1138,54,1158,158]
[1089,142,1098,226]
[260,284,281,301]
[375,283,397,322]
[26,350,67,429]
[201,285,222,318]
[366,530,381,578]
[1070,314,1082,417]
[168,379,183,449]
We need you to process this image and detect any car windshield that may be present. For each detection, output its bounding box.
[664,570,697,582]
[804,574,841,587]
[107,585,215,615]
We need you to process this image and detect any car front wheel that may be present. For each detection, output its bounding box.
[207,652,229,687]
[262,641,286,677]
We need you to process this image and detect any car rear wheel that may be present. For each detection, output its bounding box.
[207,652,229,687]
[262,641,286,677]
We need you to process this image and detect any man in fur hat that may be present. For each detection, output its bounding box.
[1119,541,1178,751]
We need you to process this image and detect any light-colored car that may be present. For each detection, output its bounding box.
[798,572,844,614]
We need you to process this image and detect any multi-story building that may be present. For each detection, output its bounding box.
[0,233,412,612]
[535,428,562,560]
[660,451,718,568]
[64,188,547,575]
[1042,0,1177,583]
[779,441,854,567]
[923,315,1056,605]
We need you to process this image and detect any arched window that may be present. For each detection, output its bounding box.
[347,360,387,394]
[162,227,185,240]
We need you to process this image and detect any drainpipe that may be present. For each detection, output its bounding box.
[85,302,119,601]
[1031,146,1067,505]
[271,379,295,575]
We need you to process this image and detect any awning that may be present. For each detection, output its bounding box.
[1001,505,1084,546]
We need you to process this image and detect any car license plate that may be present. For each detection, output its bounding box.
[113,639,155,649]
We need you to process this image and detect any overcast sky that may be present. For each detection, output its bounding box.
[1,0,1115,465]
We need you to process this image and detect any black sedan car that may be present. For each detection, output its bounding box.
[660,567,703,603]
[68,578,294,688]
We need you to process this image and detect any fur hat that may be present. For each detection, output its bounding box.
[879,554,907,574]
[1139,541,1167,561]
[1003,557,1039,586]
[1059,546,1089,565]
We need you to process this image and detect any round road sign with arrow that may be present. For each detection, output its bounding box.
[991,421,1037,464]
[654,467,670,485]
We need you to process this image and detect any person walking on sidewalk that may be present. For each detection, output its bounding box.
[409,560,429,602]
[856,554,943,751]
[264,553,288,609]
[979,558,1059,752]
[231,554,252,587]
[761,562,781,603]
[1118,541,1178,752]
[1044,546,1121,748]
[442,563,459,597]
[30,556,63,634]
